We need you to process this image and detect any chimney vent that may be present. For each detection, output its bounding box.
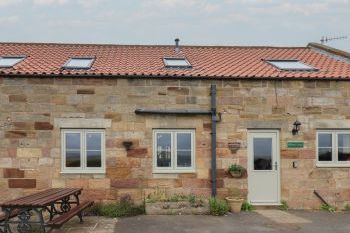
[175,38,180,53]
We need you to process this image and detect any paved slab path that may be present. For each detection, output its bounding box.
[117,211,350,233]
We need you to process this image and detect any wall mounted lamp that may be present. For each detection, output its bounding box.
[292,120,301,135]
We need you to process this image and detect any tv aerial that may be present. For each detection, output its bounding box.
[320,36,347,44]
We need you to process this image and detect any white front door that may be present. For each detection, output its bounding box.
[248,131,280,205]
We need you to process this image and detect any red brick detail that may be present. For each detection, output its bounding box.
[203,123,211,131]
[7,148,17,157]
[216,179,224,188]
[281,149,299,159]
[3,168,25,178]
[300,149,315,159]
[8,179,36,189]
[127,148,148,158]
[110,179,142,188]
[12,122,33,130]
[34,122,53,130]
[77,89,95,94]
[9,94,27,102]
[5,131,27,138]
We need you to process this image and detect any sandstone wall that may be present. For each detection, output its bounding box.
[0,77,349,209]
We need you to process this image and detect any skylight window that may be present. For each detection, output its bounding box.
[0,56,25,68]
[267,60,317,71]
[63,57,95,69]
[163,57,192,68]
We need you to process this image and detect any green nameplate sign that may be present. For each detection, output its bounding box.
[287,141,304,148]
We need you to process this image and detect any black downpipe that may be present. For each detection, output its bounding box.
[210,85,217,197]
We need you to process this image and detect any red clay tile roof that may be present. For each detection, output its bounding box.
[0,42,349,79]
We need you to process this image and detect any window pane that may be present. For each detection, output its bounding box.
[177,133,191,150]
[253,138,272,170]
[66,133,81,150]
[177,150,191,167]
[87,150,102,167]
[0,57,23,67]
[268,60,315,71]
[164,58,190,67]
[338,148,350,161]
[157,133,171,150]
[87,133,101,150]
[338,134,350,147]
[318,148,332,161]
[318,134,332,147]
[66,151,81,167]
[65,58,93,68]
[156,133,171,167]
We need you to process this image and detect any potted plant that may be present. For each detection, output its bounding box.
[225,187,244,213]
[228,164,244,178]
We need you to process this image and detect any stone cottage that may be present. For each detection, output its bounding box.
[0,41,350,209]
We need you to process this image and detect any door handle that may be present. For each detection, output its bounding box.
[274,161,278,170]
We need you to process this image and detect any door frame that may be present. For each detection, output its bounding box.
[247,130,281,205]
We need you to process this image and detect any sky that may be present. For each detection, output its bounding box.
[0,0,349,52]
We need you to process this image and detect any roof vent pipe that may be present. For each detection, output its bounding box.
[175,38,180,53]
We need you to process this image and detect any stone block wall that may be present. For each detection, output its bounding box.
[0,77,349,209]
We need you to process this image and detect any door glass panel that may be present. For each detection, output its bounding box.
[156,133,172,167]
[65,133,81,167]
[177,133,192,167]
[253,138,272,170]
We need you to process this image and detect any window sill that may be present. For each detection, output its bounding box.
[316,164,350,168]
[153,169,196,174]
[60,170,106,174]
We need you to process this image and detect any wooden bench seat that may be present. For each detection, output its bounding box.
[47,201,93,228]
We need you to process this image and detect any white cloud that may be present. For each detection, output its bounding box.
[32,0,68,5]
[0,15,19,24]
[0,0,22,7]
[32,0,105,7]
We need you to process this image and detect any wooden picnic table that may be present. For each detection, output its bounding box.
[0,188,93,233]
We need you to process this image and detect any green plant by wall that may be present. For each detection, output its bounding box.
[279,200,289,211]
[209,198,229,216]
[87,200,145,218]
[343,204,350,211]
[320,204,336,212]
[241,201,254,211]
[228,164,244,173]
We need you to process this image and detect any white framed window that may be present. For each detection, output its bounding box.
[163,57,192,68]
[0,56,25,68]
[61,129,105,173]
[266,60,317,71]
[63,57,95,69]
[153,129,195,173]
[316,130,350,167]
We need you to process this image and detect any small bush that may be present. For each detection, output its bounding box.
[320,204,336,212]
[209,198,229,216]
[188,194,196,205]
[279,200,289,211]
[343,204,350,211]
[241,201,254,211]
[87,201,145,218]
[228,164,244,173]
